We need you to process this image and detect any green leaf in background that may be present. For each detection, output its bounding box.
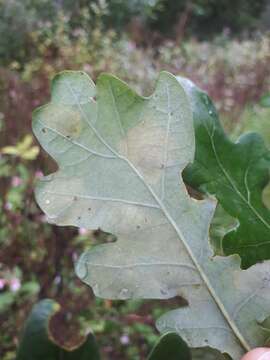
[34,71,270,359]
[260,92,270,108]
[180,77,270,269]
[147,332,191,360]
[16,299,100,360]
[232,105,270,149]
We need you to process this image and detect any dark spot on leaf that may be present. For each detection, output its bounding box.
[42,128,46,133]
[183,183,204,200]
[48,305,86,350]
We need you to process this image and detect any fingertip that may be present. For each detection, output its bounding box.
[241,348,270,360]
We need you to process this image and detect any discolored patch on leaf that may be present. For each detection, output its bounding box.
[48,305,86,351]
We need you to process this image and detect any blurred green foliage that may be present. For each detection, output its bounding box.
[233,105,270,148]
[149,0,267,37]
[0,0,268,66]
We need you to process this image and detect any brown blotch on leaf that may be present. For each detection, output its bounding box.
[48,306,86,351]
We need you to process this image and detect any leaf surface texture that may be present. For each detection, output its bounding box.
[34,71,270,359]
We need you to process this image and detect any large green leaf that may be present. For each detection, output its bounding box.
[181,78,270,269]
[34,71,270,359]
[147,332,191,360]
[16,299,100,360]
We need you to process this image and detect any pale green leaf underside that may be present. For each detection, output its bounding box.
[34,71,270,359]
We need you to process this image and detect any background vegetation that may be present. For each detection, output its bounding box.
[1,0,270,359]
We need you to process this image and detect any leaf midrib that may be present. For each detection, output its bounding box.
[125,155,251,352]
[65,77,251,352]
